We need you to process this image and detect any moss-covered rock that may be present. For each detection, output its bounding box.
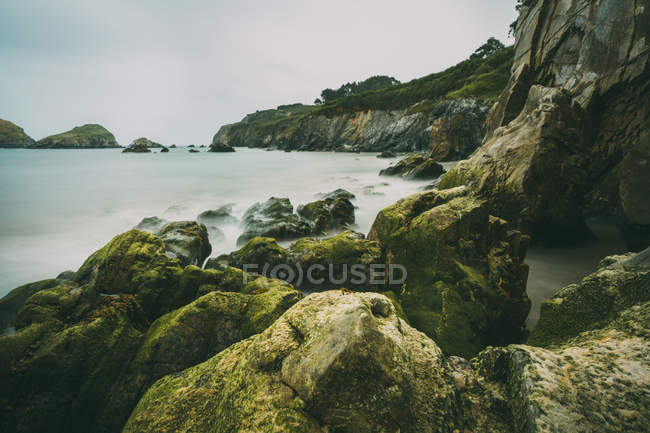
[227,236,290,270]
[95,278,302,432]
[124,291,510,433]
[156,221,212,267]
[33,124,119,149]
[528,247,650,347]
[0,279,64,330]
[0,118,35,148]
[368,186,530,358]
[134,216,168,234]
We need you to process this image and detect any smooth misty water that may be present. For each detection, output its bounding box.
[0,147,430,297]
[0,148,628,327]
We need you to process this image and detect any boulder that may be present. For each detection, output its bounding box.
[0,279,64,330]
[122,143,151,153]
[238,197,312,245]
[440,0,649,247]
[123,292,509,433]
[196,204,237,225]
[225,236,289,270]
[208,142,235,152]
[368,186,530,358]
[0,228,301,433]
[376,150,396,158]
[188,149,200,153]
[296,196,355,234]
[155,221,212,267]
[315,188,356,201]
[169,144,176,148]
[134,216,168,234]
[32,124,119,149]
[95,278,302,432]
[379,153,445,179]
[159,146,169,153]
[0,118,35,148]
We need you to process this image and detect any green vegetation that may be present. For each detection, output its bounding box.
[34,123,119,148]
[0,118,35,148]
[313,44,513,116]
[218,41,513,141]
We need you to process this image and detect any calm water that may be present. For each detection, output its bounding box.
[0,148,628,327]
[0,147,428,297]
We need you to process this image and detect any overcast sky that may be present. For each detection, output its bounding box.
[0,0,517,145]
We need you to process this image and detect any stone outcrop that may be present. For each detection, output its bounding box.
[128,137,162,148]
[123,291,510,433]
[32,124,119,149]
[0,119,34,148]
[238,197,313,245]
[368,186,530,358]
[0,228,302,433]
[122,142,151,153]
[212,98,492,155]
[296,195,355,234]
[155,221,212,268]
[441,0,649,248]
[208,142,235,152]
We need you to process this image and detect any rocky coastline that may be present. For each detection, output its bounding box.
[1,0,648,432]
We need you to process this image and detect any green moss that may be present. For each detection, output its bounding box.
[33,124,119,149]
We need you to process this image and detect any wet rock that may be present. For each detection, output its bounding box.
[315,188,356,201]
[159,146,169,153]
[376,150,396,158]
[122,142,152,153]
[368,186,530,358]
[188,149,200,153]
[56,270,76,280]
[380,153,445,179]
[297,196,355,234]
[208,142,235,152]
[156,221,212,267]
[129,137,163,148]
[134,216,168,234]
[196,204,237,225]
[238,197,312,245]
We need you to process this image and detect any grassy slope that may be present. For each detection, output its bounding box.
[0,119,34,147]
[221,46,514,138]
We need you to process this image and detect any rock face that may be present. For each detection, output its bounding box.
[368,186,530,358]
[134,216,168,234]
[32,124,119,149]
[441,0,649,247]
[212,98,492,154]
[0,228,302,433]
[238,197,313,245]
[123,291,508,433]
[0,119,34,148]
[208,142,236,152]
[196,205,237,225]
[428,98,490,160]
[380,153,445,179]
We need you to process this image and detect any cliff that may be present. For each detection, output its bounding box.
[441,0,649,248]
[211,47,513,157]
[32,124,119,149]
[0,119,35,148]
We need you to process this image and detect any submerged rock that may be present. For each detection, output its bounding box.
[159,146,169,153]
[0,118,35,148]
[188,149,200,153]
[379,153,445,179]
[238,197,312,245]
[208,142,236,152]
[32,124,119,149]
[368,186,530,358]
[315,188,356,201]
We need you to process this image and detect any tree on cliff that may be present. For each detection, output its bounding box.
[470,37,505,59]
[319,75,400,103]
